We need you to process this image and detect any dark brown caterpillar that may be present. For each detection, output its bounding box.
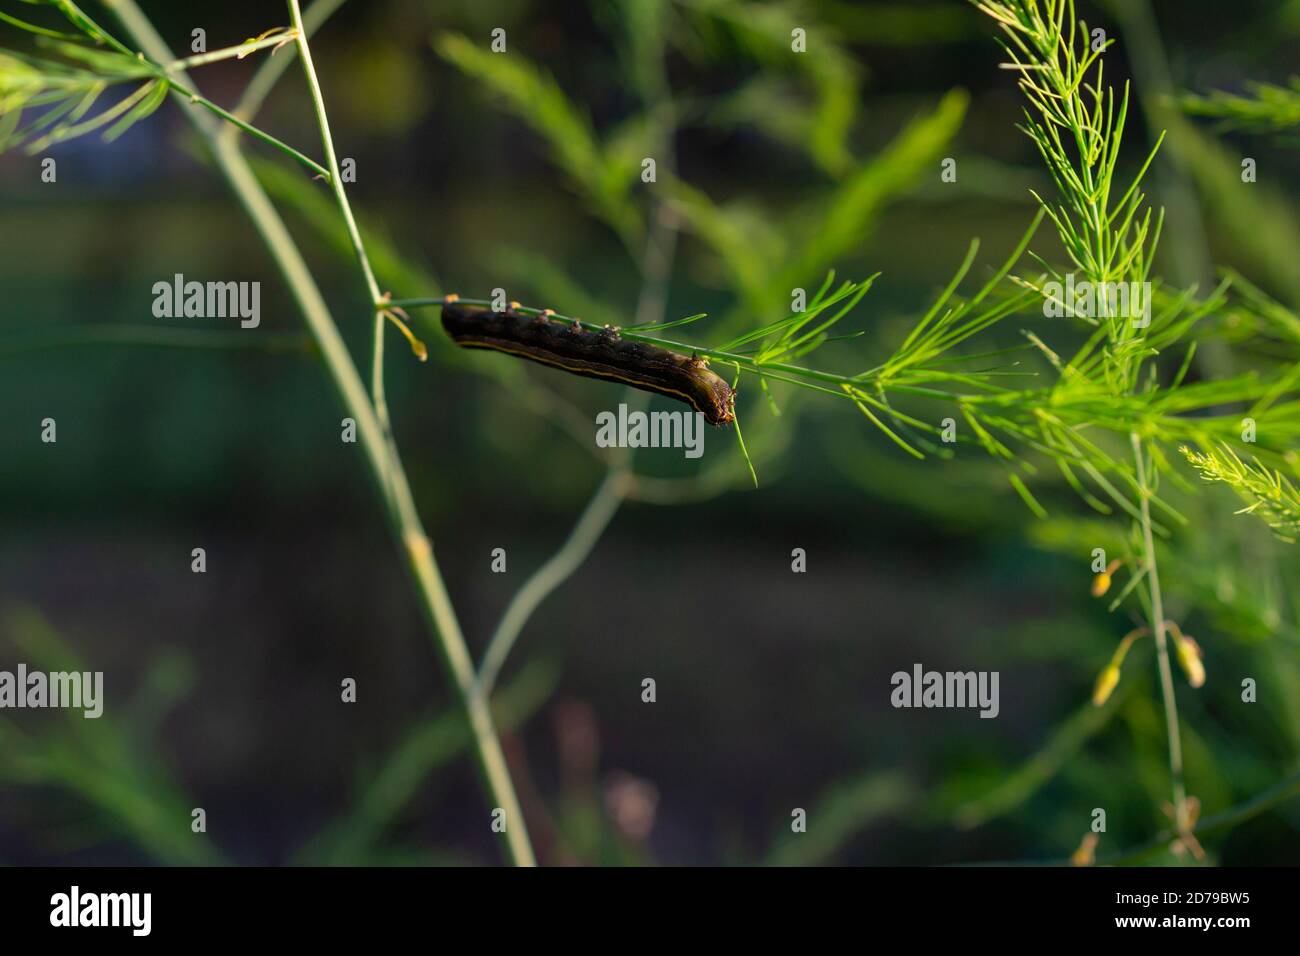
[440,298,736,426]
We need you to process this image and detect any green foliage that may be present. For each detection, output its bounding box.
[950,675,1138,830]
[961,0,1298,514]
[820,1,973,45]
[431,6,978,467]
[249,154,443,302]
[673,0,862,175]
[964,0,1300,861]
[1181,77,1300,137]
[0,607,224,865]
[4,0,1299,867]
[434,31,646,248]
[776,89,969,296]
[982,0,1162,294]
[429,238,1050,462]
[1161,116,1300,307]
[297,658,559,865]
[0,41,162,151]
[672,89,968,311]
[763,771,913,866]
[1182,444,1300,541]
[0,5,330,176]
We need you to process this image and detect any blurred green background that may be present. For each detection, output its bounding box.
[1,0,1299,865]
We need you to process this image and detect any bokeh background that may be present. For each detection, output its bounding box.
[2,0,1299,866]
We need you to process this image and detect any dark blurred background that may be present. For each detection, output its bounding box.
[2,0,1299,866]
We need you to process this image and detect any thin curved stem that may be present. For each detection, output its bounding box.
[107,0,535,867]
[473,219,676,697]
[475,105,683,695]
[389,296,890,395]
[286,0,379,304]
[286,0,393,441]
[52,1,133,55]
[476,470,632,698]
[165,33,294,73]
[228,0,349,127]
[1132,431,1188,829]
[170,81,330,179]
[55,1,330,177]
[284,0,531,864]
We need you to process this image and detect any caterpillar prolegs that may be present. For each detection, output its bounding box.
[440,298,736,426]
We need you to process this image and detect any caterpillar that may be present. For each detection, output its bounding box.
[440,298,736,426]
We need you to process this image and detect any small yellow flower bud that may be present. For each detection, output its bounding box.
[1092,664,1121,706]
[1174,633,1206,688]
[1071,832,1099,867]
[1091,558,1122,598]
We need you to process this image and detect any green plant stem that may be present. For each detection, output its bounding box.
[284,0,394,441]
[1132,431,1188,829]
[284,0,381,306]
[106,0,535,867]
[1101,768,1300,866]
[975,767,1300,866]
[172,81,331,179]
[228,0,348,126]
[1116,0,1290,647]
[389,297,898,394]
[474,47,683,686]
[286,0,531,864]
[52,1,130,51]
[165,33,294,73]
[476,199,680,698]
[952,673,1137,831]
[0,9,81,40]
[477,470,631,698]
[297,657,559,865]
[54,1,328,176]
